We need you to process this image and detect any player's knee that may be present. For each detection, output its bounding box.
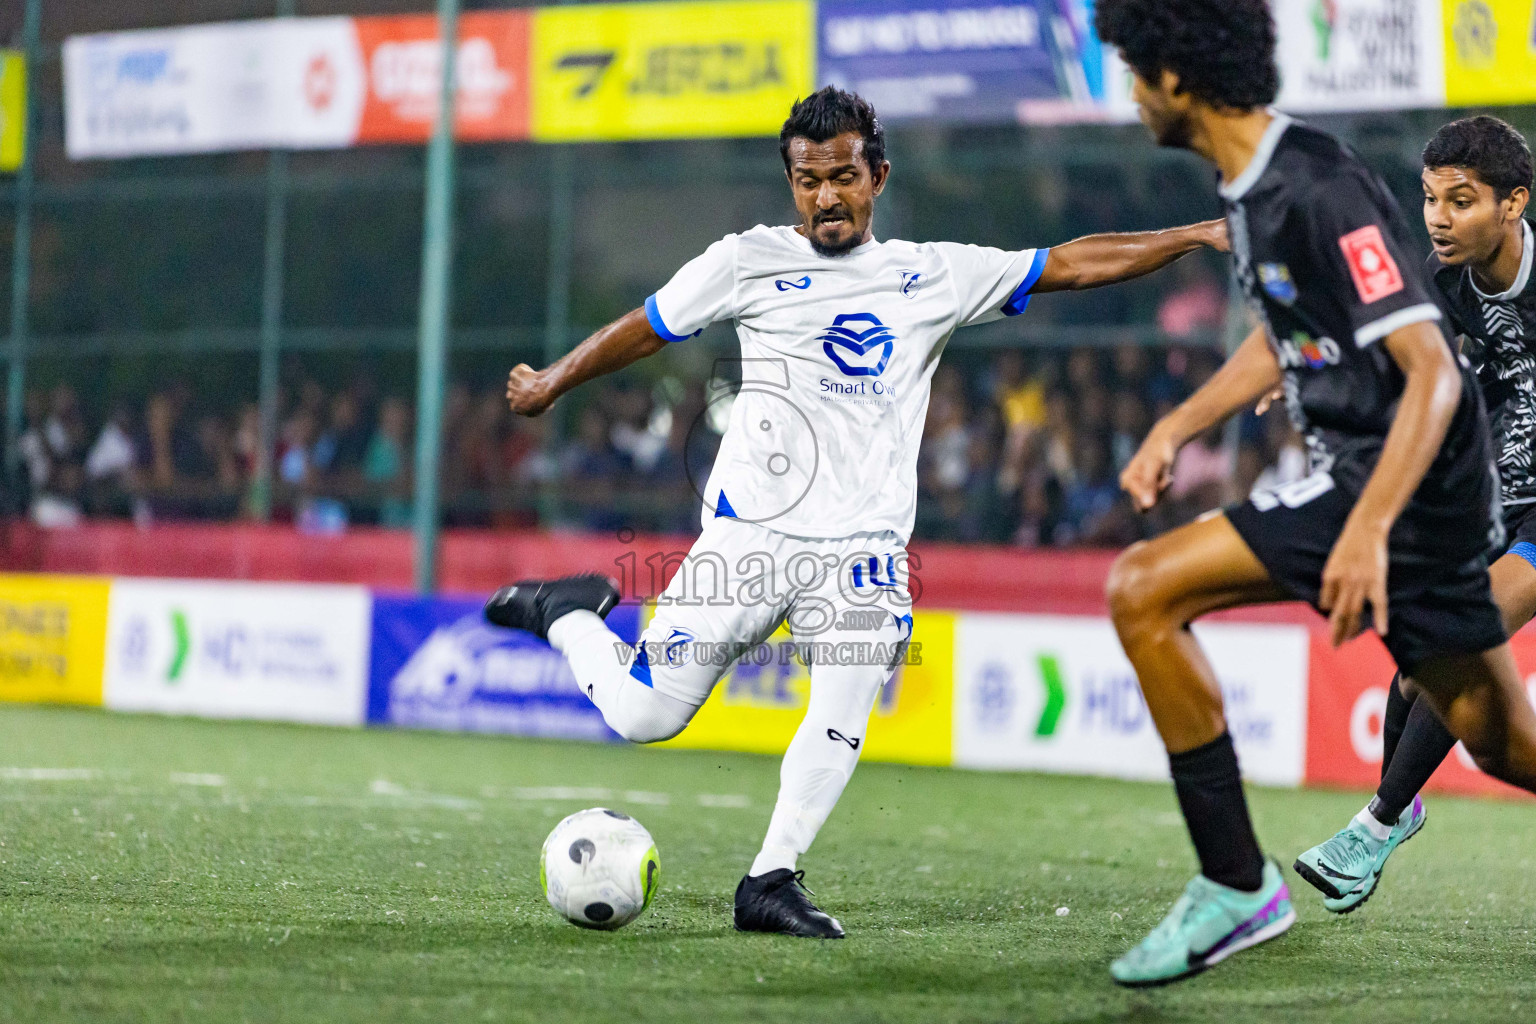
[607,684,696,745]
[1107,543,1168,632]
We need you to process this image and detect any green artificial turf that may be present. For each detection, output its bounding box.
[0,704,1533,1023]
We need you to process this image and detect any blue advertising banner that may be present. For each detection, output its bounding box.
[367,594,642,741]
[817,0,1104,123]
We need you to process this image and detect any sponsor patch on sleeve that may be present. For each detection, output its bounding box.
[1338,225,1404,304]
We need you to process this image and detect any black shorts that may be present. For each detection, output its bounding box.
[1500,501,1536,566]
[1226,473,1506,675]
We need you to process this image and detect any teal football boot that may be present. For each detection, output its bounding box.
[1293,794,1426,914]
[1111,860,1295,987]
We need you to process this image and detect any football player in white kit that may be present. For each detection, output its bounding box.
[488,87,1227,937]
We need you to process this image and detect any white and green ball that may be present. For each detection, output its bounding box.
[540,807,660,930]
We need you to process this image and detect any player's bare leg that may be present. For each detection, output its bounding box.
[1105,512,1296,986]
[1410,645,1536,791]
[1108,513,1288,752]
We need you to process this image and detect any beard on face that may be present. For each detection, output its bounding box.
[807,207,862,257]
[1151,108,1193,150]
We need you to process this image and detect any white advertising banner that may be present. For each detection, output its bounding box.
[104,579,372,726]
[62,18,366,159]
[1273,0,1445,113]
[954,613,1309,786]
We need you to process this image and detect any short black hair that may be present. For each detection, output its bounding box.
[1423,116,1534,201]
[780,86,885,173]
[1094,0,1279,110]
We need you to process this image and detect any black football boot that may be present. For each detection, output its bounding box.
[733,869,845,938]
[483,575,621,640]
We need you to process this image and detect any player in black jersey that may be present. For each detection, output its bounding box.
[1094,0,1536,987]
[1295,117,1536,912]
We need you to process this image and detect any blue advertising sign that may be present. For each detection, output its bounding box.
[817,0,1103,123]
[367,594,642,741]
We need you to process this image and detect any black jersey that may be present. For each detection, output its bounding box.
[1222,114,1500,562]
[1431,218,1536,510]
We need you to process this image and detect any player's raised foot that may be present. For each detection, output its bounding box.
[483,575,621,640]
[733,869,845,938]
[1294,794,1427,914]
[1111,860,1293,988]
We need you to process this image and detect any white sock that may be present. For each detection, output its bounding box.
[749,624,898,877]
[1353,806,1392,842]
[547,610,696,744]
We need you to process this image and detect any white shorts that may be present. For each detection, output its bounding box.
[628,516,915,706]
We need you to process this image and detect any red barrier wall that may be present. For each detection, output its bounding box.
[3,520,1125,612]
[7,520,1527,799]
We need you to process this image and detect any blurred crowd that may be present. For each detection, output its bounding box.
[7,340,1307,548]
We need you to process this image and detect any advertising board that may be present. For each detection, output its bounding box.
[104,578,372,726]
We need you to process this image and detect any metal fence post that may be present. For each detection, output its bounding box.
[537,143,575,525]
[3,0,42,484]
[412,0,461,593]
[251,0,296,523]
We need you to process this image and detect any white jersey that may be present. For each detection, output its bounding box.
[646,224,1047,544]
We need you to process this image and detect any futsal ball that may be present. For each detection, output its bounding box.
[540,807,660,930]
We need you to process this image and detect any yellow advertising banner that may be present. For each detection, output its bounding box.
[0,50,24,172]
[531,0,814,142]
[1445,0,1536,105]
[0,574,110,706]
[659,610,955,767]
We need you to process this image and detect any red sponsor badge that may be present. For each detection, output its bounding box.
[1338,225,1404,304]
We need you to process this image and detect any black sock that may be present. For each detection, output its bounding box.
[1369,695,1457,827]
[1168,733,1265,893]
[1380,674,1411,779]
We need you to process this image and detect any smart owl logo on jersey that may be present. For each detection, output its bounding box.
[1276,331,1341,370]
[1258,263,1298,305]
[898,270,924,298]
[819,312,896,377]
[663,628,694,666]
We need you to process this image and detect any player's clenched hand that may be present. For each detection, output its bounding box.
[1120,422,1180,512]
[506,364,553,416]
[1319,520,1389,648]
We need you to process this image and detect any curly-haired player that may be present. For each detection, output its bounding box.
[1096,0,1536,986]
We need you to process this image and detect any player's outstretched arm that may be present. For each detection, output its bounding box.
[1120,325,1280,511]
[1319,322,1463,646]
[506,308,666,417]
[1032,219,1229,293]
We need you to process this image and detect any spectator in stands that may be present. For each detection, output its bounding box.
[44,385,89,468]
[1156,259,1227,340]
[15,389,52,501]
[85,402,138,491]
[232,402,262,484]
[364,396,413,528]
[561,404,625,531]
[314,391,370,481]
[1166,425,1233,513]
[1057,434,1130,547]
[918,366,972,540]
[1109,390,1150,473]
[278,407,320,489]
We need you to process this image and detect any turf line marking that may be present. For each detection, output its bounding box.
[697,794,751,808]
[369,779,477,810]
[621,791,670,805]
[0,767,101,781]
[169,773,227,787]
[512,786,614,801]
